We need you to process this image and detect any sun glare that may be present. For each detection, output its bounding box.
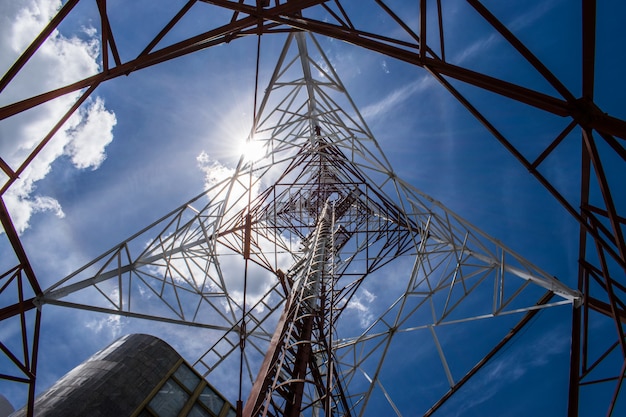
[239,136,266,163]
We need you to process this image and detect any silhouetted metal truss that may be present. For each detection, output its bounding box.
[0,2,624,416]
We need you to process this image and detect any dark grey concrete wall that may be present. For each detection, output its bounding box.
[11,334,181,417]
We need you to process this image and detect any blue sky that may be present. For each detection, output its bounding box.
[1,0,625,416]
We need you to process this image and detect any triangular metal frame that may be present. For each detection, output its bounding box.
[31,32,581,417]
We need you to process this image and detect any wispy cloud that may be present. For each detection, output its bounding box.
[509,0,561,32]
[449,324,570,416]
[453,0,560,65]
[381,60,390,74]
[453,33,499,65]
[347,288,377,328]
[85,313,124,338]
[360,76,433,120]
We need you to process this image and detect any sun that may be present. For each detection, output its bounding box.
[238,136,266,163]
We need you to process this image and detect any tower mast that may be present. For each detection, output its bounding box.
[1,25,586,416]
[244,124,350,416]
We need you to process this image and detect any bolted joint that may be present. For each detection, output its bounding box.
[569,97,606,128]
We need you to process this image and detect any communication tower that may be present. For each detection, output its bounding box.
[0,2,624,416]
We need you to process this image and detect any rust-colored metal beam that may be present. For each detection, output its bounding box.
[0,157,15,178]
[583,204,626,231]
[265,13,626,140]
[0,73,101,121]
[0,83,100,195]
[467,0,576,102]
[139,0,199,56]
[419,0,427,61]
[96,0,122,70]
[270,14,570,115]
[97,0,110,71]
[607,360,626,416]
[0,199,41,295]
[0,341,34,380]
[284,315,314,417]
[423,68,626,274]
[582,0,596,99]
[26,309,41,417]
[3,2,626,141]
[243,294,294,417]
[586,297,626,325]
[243,214,253,260]
[531,120,578,169]
[0,297,40,417]
[436,0,445,61]
[582,129,626,264]
[0,1,323,121]
[579,127,593,378]
[568,295,582,417]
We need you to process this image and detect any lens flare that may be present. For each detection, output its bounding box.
[238,136,266,163]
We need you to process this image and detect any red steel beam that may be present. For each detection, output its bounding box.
[607,360,626,416]
[0,198,42,295]
[579,130,593,375]
[423,69,626,273]
[568,294,582,417]
[584,205,626,231]
[586,297,626,325]
[96,0,122,70]
[26,309,41,417]
[284,315,314,417]
[582,0,596,99]
[582,129,626,264]
[139,0,199,56]
[419,0,426,61]
[266,13,626,140]
[243,294,295,417]
[269,14,571,115]
[0,298,37,324]
[3,3,626,141]
[0,1,323,121]
[467,0,577,102]
[0,84,100,195]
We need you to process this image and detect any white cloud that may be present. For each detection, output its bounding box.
[453,33,499,65]
[85,314,123,338]
[84,288,125,338]
[450,325,570,415]
[197,151,237,191]
[0,0,116,234]
[381,60,390,74]
[196,151,267,215]
[452,1,559,66]
[347,288,377,328]
[1,0,61,54]
[508,0,560,32]
[65,97,116,169]
[360,76,433,120]
[2,194,65,234]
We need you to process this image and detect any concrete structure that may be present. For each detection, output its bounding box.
[11,334,234,417]
[0,395,15,417]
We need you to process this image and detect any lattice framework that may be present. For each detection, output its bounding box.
[1,1,624,416]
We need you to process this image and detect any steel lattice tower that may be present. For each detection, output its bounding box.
[1,2,624,417]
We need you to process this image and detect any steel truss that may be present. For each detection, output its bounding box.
[0,1,624,416]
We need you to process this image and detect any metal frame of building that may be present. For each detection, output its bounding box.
[0,1,624,416]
